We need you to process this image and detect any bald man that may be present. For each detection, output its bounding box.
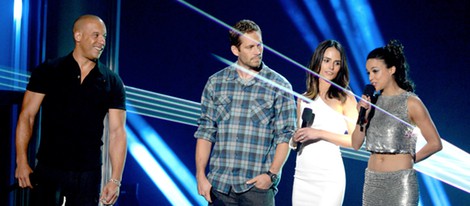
[14,14,127,205]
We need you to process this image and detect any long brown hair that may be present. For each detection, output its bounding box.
[304,40,350,103]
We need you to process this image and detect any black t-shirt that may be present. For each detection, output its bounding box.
[27,53,126,171]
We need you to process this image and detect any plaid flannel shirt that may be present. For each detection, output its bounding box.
[195,63,296,194]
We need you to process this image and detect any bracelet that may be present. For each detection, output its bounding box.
[109,178,121,187]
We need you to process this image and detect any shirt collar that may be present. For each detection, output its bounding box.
[66,52,105,76]
[226,61,265,81]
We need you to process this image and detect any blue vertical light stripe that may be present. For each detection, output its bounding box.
[278,0,319,51]
[344,0,384,52]
[328,0,366,93]
[13,0,22,20]
[342,0,371,92]
[110,0,121,73]
[11,0,29,90]
[330,0,384,92]
[302,0,335,39]
[13,0,23,90]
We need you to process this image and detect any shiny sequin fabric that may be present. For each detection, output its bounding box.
[363,169,419,206]
[365,92,417,157]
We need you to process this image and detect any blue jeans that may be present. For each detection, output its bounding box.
[210,186,275,206]
[30,163,101,206]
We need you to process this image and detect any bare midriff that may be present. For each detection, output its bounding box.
[367,153,413,172]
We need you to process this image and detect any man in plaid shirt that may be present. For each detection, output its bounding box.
[195,19,296,205]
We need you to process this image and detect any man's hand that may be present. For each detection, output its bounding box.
[197,175,213,203]
[15,163,33,188]
[100,180,120,205]
[246,173,272,189]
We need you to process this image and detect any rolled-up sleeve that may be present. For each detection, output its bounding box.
[194,79,217,142]
[273,82,297,144]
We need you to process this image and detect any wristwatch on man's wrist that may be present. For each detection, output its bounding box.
[266,170,278,183]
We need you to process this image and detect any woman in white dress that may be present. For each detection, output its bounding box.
[290,40,358,206]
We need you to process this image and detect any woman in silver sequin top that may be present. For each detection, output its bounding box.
[351,40,443,206]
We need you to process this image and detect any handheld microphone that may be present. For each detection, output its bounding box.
[357,84,375,131]
[297,107,315,152]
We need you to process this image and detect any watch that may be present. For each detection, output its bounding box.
[266,170,278,183]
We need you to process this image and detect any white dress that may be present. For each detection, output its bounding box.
[291,97,348,206]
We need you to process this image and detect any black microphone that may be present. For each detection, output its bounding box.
[297,108,315,152]
[357,84,375,131]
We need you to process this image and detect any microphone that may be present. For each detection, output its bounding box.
[357,84,375,131]
[297,108,315,152]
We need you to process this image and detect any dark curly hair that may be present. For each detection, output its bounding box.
[367,39,415,92]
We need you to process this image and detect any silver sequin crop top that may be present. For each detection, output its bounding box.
[365,92,417,156]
